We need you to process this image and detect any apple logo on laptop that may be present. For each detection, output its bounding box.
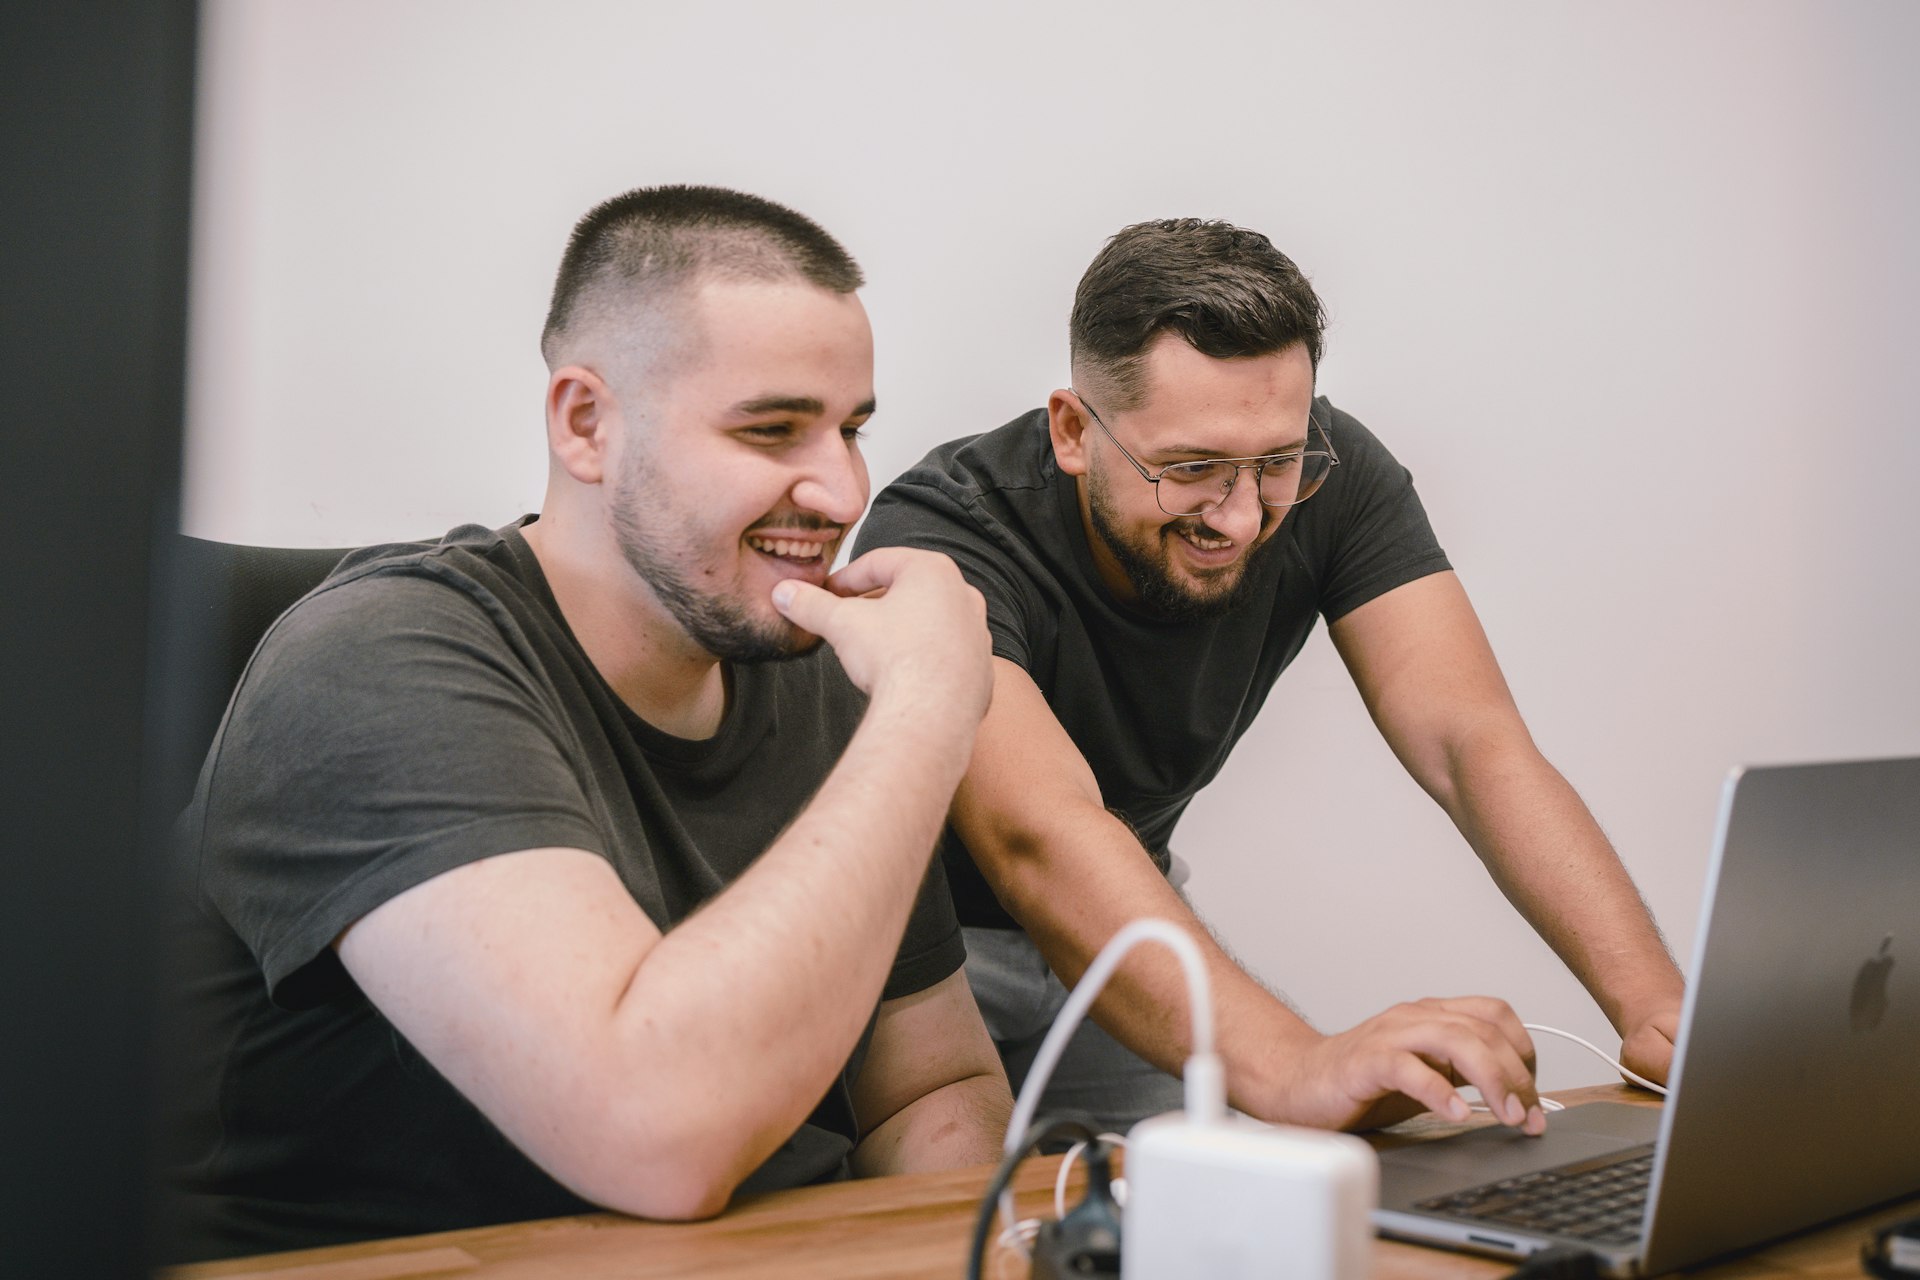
[1851,935,1895,1032]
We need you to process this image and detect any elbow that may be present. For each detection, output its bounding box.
[973,827,1058,919]
[609,1167,735,1222]
[967,813,1124,924]
[578,1142,741,1223]
[545,1092,751,1223]
[956,791,1073,876]
[1424,718,1541,820]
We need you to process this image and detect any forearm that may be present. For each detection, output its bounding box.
[1440,729,1683,1029]
[954,660,1320,1122]
[850,1070,1011,1177]
[607,690,979,1193]
[1328,575,1682,1033]
[992,813,1320,1119]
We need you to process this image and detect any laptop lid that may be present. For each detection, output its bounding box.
[1374,756,1920,1276]
[1639,756,1920,1273]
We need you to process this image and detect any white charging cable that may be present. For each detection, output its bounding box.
[1463,1023,1668,1117]
[1523,1022,1669,1096]
[996,918,1219,1246]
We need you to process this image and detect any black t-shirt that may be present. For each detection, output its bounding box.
[162,520,964,1262]
[853,401,1450,928]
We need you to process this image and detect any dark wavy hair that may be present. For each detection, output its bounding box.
[1069,218,1325,409]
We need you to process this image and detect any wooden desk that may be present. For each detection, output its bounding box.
[170,1086,1917,1280]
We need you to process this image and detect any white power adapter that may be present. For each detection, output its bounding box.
[1121,1110,1377,1280]
[991,920,1381,1280]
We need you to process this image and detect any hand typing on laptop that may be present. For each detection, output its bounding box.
[1269,995,1548,1134]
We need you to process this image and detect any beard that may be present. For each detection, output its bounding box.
[607,455,820,664]
[1086,464,1272,623]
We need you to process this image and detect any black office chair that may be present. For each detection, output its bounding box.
[153,536,354,818]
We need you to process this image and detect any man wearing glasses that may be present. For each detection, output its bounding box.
[854,217,1685,1136]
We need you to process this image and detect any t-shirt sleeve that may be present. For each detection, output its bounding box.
[1308,405,1453,622]
[881,855,966,1002]
[857,479,1048,674]
[191,569,610,1008]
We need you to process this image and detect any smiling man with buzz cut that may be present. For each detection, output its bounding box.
[162,185,1010,1261]
[855,216,1688,1139]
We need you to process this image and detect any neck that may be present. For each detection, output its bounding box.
[522,507,728,740]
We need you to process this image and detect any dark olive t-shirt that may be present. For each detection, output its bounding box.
[162,521,964,1261]
[853,401,1450,928]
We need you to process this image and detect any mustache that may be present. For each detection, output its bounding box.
[1165,515,1231,542]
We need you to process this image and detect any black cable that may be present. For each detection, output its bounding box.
[1505,1243,1603,1280]
[1863,1214,1920,1280]
[1031,1138,1123,1280]
[966,1118,1096,1280]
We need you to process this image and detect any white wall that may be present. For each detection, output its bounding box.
[184,1,1920,1088]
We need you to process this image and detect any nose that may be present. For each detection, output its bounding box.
[790,432,870,527]
[1205,467,1266,544]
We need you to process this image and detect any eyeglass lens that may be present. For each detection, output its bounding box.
[1155,450,1333,516]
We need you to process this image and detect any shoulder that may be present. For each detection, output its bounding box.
[277,524,536,641]
[1298,396,1429,523]
[903,408,1053,495]
[254,566,483,684]
[856,410,1064,590]
[235,525,556,724]
[861,411,1052,537]
[324,522,532,603]
[1319,399,1404,470]
[1291,398,1453,617]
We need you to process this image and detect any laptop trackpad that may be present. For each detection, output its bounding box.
[1375,1102,1660,1207]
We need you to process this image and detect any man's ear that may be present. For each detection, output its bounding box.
[546,365,617,485]
[1047,388,1092,477]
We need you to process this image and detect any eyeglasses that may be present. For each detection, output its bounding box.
[1072,390,1340,518]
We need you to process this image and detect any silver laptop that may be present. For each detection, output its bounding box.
[1372,756,1920,1276]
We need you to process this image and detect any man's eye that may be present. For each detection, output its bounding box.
[841,424,868,443]
[740,424,795,443]
[1162,462,1225,484]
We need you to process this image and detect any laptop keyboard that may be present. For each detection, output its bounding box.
[1415,1144,1656,1246]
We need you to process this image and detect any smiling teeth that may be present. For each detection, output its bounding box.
[747,536,825,560]
[1183,531,1232,551]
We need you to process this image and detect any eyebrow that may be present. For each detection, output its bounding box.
[728,395,877,419]
[1155,435,1309,462]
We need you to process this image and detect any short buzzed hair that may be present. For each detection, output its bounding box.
[540,184,864,370]
[1069,218,1326,410]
